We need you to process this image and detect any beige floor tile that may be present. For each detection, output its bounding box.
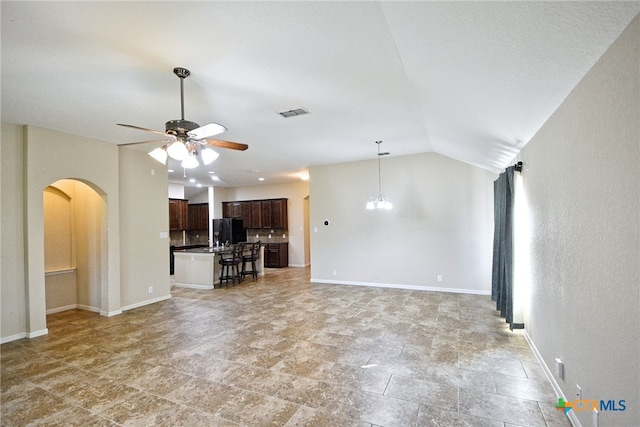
[339,388,421,426]
[1,266,570,427]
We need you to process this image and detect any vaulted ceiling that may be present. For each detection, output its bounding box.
[2,2,638,192]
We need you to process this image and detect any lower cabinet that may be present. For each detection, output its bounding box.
[264,242,288,268]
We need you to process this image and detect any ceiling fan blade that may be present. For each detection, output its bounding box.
[205,139,249,151]
[189,122,227,139]
[117,138,173,147]
[117,123,167,136]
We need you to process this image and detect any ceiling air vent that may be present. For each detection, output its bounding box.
[279,108,309,118]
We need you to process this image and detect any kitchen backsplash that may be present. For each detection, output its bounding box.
[247,229,289,243]
[170,230,208,246]
[171,229,288,246]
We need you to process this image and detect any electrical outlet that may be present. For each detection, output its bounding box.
[332,270,337,276]
[148,286,153,294]
[577,384,582,400]
[437,275,443,282]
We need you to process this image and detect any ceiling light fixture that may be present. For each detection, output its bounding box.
[151,136,219,169]
[366,140,392,210]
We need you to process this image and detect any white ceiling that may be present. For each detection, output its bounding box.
[2,1,638,194]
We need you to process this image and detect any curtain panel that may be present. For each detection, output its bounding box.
[491,165,522,329]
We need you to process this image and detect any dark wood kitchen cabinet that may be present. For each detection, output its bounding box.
[251,201,262,229]
[241,201,252,229]
[270,199,288,229]
[261,201,272,229]
[169,199,188,231]
[222,198,288,230]
[188,203,209,230]
[264,242,288,268]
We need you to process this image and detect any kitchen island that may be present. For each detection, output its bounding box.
[173,245,264,289]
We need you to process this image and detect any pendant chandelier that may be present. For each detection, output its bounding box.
[366,140,392,210]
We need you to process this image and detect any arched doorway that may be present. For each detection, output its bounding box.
[43,179,107,316]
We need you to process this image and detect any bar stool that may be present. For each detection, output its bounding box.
[219,243,244,286]
[241,241,261,281]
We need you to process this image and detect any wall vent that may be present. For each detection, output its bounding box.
[279,108,309,118]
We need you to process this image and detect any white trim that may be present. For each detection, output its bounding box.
[288,263,307,268]
[27,328,48,339]
[524,330,581,427]
[309,278,491,295]
[44,268,76,276]
[100,309,123,317]
[46,304,78,315]
[121,294,172,312]
[1,332,27,344]
[172,282,214,290]
[77,304,100,313]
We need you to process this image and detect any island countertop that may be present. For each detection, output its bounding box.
[173,244,264,289]
[174,246,231,254]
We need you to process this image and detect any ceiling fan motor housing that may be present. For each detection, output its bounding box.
[165,119,200,137]
[173,67,190,79]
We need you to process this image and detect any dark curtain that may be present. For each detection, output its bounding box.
[491,166,522,329]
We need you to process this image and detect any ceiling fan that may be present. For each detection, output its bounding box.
[117,67,248,168]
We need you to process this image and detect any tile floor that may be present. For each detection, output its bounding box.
[1,267,571,426]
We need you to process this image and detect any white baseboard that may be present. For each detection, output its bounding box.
[1,332,27,344]
[100,309,123,317]
[310,278,491,295]
[172,282,214,290]
[46,304,77,315]
[27,328,48,339]
[524,330,581,427]
[121,294,172,312]
[77,304,101,313]
[46,304,101,315]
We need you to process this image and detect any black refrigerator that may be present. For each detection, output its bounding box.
[213,218,247,245]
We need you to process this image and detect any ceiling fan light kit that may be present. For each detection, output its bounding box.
[148,147,168,165]
[117,67,248,169]
[181,153,199,169]
[167,140,189,161]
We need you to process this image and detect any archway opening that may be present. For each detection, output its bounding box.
[43,179,107,316]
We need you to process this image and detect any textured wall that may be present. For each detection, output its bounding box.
[0,123,27,341]
[309,152,496,292]
[519,14,639,426]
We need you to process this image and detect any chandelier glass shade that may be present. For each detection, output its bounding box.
[366,195,393,210]
[366,140,392,210]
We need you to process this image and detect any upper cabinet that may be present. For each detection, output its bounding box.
[169,199,188,231]
[221,198,288,230]
[250,201,262,229]
[271,199,287,229]
[241,201,252,229]
[187,203,209,230]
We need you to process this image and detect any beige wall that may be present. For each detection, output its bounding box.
[1,124,171,342]
[223,180,310,267]
[44,186,73,271]
[517,15,639,426]
[310,153,496,292]
[1,123,27,340]
[118,147,171,309]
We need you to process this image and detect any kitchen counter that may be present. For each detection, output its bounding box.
[173,244,264,289]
